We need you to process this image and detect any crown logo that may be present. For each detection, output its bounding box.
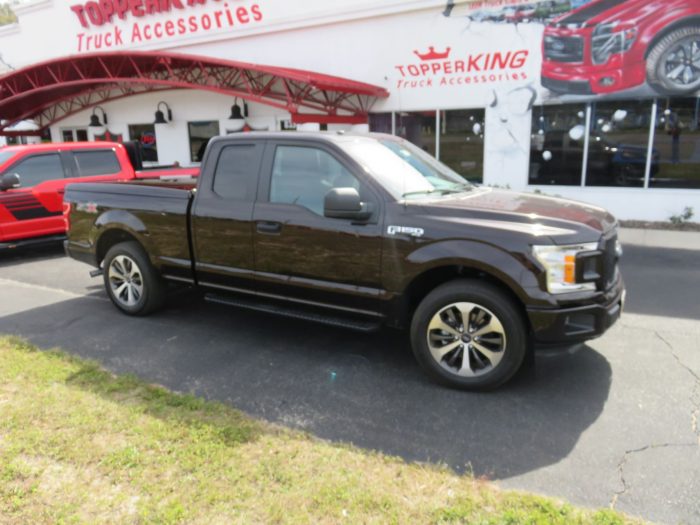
[413,46,451,61]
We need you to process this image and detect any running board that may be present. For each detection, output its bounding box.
[204,293,382,332]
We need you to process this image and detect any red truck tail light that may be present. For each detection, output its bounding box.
[62,201,71,231]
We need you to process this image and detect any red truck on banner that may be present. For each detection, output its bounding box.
[0,141,198,249]
[541,0,700,95]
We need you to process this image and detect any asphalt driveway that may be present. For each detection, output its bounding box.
[0,240,698,524]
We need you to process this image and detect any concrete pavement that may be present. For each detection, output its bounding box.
[0,242,698,524]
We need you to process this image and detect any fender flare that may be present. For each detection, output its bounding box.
[396,239,543,305]
[91,209,154,263]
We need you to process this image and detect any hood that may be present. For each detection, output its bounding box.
[413,188,617,244]
[552,0,659,28]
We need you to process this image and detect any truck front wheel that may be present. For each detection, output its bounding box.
[103,241,165,316]
[646,27,700,95]
[410,279,527,390]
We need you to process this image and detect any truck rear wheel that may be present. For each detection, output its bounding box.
[103,241,165,316]
[410,279,527,390]
[646,26,700,95]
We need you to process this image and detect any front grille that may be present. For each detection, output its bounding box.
[601,234,618,290]
[544,35,584,63]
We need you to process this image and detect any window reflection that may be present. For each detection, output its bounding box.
[585,100,652,188]
[395,112,436,157]
[188,121,220,163]
[440,109,485,183]
[529,103,586,186]
[651,98,700,189]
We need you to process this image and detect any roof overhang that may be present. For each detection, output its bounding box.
[0,51,389,135]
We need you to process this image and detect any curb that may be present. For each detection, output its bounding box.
[618,228,700,250]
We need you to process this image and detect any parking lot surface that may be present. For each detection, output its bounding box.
[1,242,698,524]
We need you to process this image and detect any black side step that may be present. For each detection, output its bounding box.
[204,293,382,333]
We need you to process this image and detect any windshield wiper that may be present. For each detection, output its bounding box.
[438,184,473,194]
[401,189,437,198]
[401,184,473,198]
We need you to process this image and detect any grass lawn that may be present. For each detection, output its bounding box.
[0,336,641,524]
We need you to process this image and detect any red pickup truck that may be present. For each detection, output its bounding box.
[0,141,198,249]
[541,0,700,95]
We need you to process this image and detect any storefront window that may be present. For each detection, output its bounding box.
[129,124,158,163]
[651,97,700,189]
[529,103,586,186]
[369,113,392,134]
[61,128,88,142]
[585,100,651,188]
[188,121,220,162]
[395,112,436,157]
[440,109,485,183]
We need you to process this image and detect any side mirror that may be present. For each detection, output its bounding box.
[324,187,372,221]
[0,173,20,191]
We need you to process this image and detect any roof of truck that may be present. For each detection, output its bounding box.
[0,142,124,153]
[208,131,397,145]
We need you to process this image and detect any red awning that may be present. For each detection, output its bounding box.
[0,51,389,134]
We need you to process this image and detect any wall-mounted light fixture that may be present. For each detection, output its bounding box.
[154,101,173,124]
[228,98,249,121]
[89,106,108,127]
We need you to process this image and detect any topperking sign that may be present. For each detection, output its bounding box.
[70,0,264,51]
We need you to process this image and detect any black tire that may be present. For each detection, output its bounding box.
[102,241,165,316]
[646,26,700,95]
[410,279,527,391]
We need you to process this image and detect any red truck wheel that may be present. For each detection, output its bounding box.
[647,26,700,95]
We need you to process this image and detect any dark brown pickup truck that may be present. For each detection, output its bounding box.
[63,132,625,390]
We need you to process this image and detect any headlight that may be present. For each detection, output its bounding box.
[532,243,599,294]
[591,21,637,64]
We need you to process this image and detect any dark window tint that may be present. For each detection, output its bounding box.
[529,103,586,186]
[212,144,262,200]
[585,100,651,188]
[188,121,220,162]
[441,109,485,183]
[270,146,359,215]
[73,150,121,177]
[651,97,700,189]
[61,129,89,142]
[395,111,436,157]
[129,124,158,163]
[8,154,63,187]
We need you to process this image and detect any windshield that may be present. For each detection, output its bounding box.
[0,151,17,167]
[338,137,473,200]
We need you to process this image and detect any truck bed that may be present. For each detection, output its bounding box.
[64,181,195,281]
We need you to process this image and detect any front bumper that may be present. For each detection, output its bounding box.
[541,58,646,95]
[527,278,625,345]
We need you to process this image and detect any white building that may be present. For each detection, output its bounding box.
[1,0,699,220]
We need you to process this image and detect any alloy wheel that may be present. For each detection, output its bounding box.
[663,38,700,90]
[426,302,506,377]
[108,254,144,307]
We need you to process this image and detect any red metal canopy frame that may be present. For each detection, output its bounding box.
[0,51,389,135]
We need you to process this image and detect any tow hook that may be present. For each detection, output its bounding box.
[89,268,104,278]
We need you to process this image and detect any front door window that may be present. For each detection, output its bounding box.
[269,145,360,215]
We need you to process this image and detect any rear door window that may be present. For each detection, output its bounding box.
[5,154,64,188]
[72,150,121,177]
[212,144,264,200]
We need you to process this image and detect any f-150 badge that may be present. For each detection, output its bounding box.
[387,225,424,237]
